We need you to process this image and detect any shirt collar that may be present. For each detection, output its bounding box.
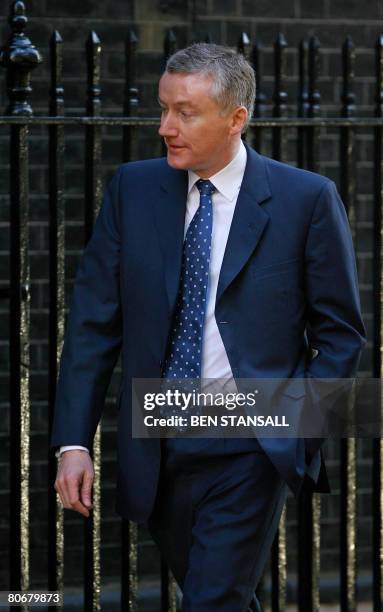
[187,139,247,202]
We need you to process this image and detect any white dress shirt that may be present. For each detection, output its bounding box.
[59,140,247,455]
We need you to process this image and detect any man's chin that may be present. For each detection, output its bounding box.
[166,153,189,170]
[167,149,190,170]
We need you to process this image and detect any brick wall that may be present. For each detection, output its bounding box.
[0,0,380,605]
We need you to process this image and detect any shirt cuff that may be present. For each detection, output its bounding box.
[55,445,90,459]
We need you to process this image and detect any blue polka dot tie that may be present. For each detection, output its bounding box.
[162,179,216,381]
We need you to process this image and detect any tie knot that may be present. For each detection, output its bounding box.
[196,179,216,196]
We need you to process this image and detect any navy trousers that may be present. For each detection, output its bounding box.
[147,438,287,611]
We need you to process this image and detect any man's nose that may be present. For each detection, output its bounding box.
[158,113,178,137]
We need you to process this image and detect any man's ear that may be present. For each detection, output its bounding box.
[229,106,248,135]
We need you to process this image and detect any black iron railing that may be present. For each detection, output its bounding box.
[0,1,382,611]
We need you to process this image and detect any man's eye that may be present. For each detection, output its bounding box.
[180,111,192,119]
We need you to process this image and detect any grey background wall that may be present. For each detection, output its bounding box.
[0,0,380,605]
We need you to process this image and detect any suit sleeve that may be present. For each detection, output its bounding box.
[304,180,366,379]
[50,166,123,450]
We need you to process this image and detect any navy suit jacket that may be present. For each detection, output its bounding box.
[50,144,366,522]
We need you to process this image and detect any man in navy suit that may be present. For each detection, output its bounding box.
[52,43,365,610]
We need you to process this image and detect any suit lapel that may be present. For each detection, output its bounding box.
[153,145,272,312]
[153,165,188,313]
[216,144,272,305]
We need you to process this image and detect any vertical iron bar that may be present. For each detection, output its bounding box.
[159,35,179,608]
[83,30,102,612]
[237,31,251,60]
[270,32,288,612]
[271,506,287,612]
[120,27,139,612]
[47,30,65,611]
[9,115,30,607]
[164,29,177,61]
[190,0,197,32]
[121,520,138,612]
[340,36,357,217]
[161,560,178,612]
[162,30,177,157]
[373,34,383,612]
[298,489,321,612]
[252,38,266,152]
[272,33,288,161]
[297,38,309,169]
[307,36,321,173]
[238,33,251,144]
[339,35,357,612]
[160,33,179,612]
[297,34,321,612]
[123,29,138,162]
[0,4,42,609]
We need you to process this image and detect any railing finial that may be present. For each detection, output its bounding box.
[341,36,356,118]
[0,1,43,115]
[164,29,177,61]
[237,32,251,61]
[308,35,321,118]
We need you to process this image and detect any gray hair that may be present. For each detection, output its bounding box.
[165,43,256,132]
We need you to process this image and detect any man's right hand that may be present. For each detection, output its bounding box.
[54,450,94,517]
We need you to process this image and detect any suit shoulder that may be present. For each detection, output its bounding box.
[118,156,169,178]
[262,154,332,194]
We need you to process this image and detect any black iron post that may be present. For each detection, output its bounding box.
[339,34,357,612]
[0,1,42,602]
[47,29,65,611]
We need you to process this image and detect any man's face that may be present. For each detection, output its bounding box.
[158,71,245,177]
